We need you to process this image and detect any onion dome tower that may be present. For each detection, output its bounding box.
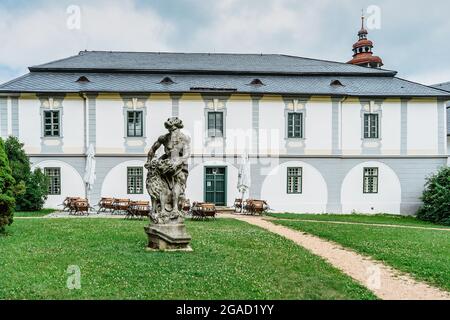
[347,14,384,68]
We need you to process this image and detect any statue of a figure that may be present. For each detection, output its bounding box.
[145,117,191,225]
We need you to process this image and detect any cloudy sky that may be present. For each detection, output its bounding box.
[0,0,449,85]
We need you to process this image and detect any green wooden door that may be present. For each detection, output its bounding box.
[205,167,227,206]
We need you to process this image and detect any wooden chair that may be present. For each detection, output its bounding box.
[113,199,131,214]
[190,202,217,220]
[244,199,269,216]
[70,199,91,216]
[126,201,151,220]
[182,199,191,213]
[97,197,115,214]
[234,198,243,213]
[60,197,82,212]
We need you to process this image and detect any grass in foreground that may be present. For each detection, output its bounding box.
[274,219,450,292]
[14,209,56,217]
[0,218,376,300]
[269,213,448,228]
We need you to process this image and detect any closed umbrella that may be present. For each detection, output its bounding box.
[237,152,251,211]
[84,144,96,193]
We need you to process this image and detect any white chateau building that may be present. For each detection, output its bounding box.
[0,22,448,214]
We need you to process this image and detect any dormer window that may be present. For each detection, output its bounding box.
[76,76,90,83]
[160,77,175,85]
[249,78,265,86]
[330,80,344,87]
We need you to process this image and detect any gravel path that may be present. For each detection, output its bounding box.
[226,214,450,300]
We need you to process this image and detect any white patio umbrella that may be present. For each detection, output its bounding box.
[84,144,96,193]
[237,152,251,210]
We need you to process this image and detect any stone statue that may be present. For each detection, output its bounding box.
[144,117,192,251]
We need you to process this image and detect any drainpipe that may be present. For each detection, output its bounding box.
[81,93,89,199]
[339,96,348,154]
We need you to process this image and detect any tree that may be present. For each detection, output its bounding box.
[4,137,48,211]
[0,138,15,233]
[417,166,450,226]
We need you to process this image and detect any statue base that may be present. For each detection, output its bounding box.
[144,223,192,251]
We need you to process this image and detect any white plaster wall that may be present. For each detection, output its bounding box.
[261,161,328,213]
[32,160,85,209]
[18,97,41,154]
[96,97,124,153]
[178,95,205,155]
[186,160,239,207]
[305,99,332,154]
[225,97,253,154]
[146,95,172,150]
[62,98,84,154]
[341,161,402,214]
[259,97,284,155]
[407,99,438,154]
[381,99,401,153]
[341,99,361,154]
[101,160,149,201]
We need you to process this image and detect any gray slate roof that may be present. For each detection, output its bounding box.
[1,71,448,97]
[432,81,450,93]
[0,51,448,97]
[433,82,450,135]
[29,51,396,76]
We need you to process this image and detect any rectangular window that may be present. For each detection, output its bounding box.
[127,111,143,137]
[207,112,224,137]
[287,167,303,194]
[364,114,379,139]
[127,167,143,194]
[44,168,61,195]
[43,111,60,137]
[363,167,379,194]
[287,113,303,138]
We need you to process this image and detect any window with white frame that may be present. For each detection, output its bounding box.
[287,167,303,194]
[43,110,60,137]
[363,167,379,194]
[363,113,379,139]
[207,112,224,137]
[127,167,143,194]
[287,112,303,139]
[44,168,61,195]
[127,111,143,137]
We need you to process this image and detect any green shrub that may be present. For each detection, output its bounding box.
[4,136,48,211]
[417,166,450,225]
[0,138,15,233]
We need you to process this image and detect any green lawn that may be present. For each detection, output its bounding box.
[14,209,56,217]
[0,218,376,300]
[269,213,449,228]
[273,219,450,292]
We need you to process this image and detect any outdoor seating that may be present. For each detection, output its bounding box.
[113,198,131,214]
[60,197,82,212]
[190,202,217,220]
[233,198,243,213]
[182,198,191,213]
[243,199,270,216]
[126,201,151,220]
[69,199,92,216]
[97,197,116,214]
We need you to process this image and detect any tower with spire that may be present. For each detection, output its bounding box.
[347,13,384,68]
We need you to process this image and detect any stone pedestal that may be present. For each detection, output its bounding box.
[144,223,192,251]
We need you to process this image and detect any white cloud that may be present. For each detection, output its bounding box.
[0,0,174,73]
[190,0,333,56]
